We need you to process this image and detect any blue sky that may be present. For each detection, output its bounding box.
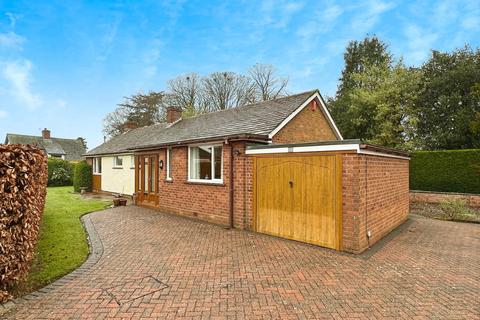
[0,0,479,149]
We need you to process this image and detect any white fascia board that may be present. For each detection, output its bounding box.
[246,144,409,160]
[292,144,359,153]
[268,92,344,141]
[245,147,290,155]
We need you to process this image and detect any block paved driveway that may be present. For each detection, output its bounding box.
[3,206,479,319]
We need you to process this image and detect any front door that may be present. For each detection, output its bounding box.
[136,154,158,206]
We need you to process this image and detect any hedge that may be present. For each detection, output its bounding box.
[0,144,48,302]
[47,158,74,186]
[410,149,480,194]
[73,160,92,192]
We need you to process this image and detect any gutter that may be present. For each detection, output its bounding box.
[129,134,269,153]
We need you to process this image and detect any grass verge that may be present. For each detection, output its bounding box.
[13,186,110,296]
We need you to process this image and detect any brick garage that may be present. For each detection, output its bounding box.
[245,141,410,254]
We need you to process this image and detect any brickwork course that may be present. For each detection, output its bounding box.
[2,206,479,319]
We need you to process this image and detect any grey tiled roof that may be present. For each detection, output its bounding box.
[86,123,169,156]
[86,90,318,156]
[5,134,87,161]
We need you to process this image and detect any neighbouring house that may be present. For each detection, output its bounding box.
[5,128,87,161]
[86,90,410,253]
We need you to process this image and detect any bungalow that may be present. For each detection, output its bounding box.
[5,128,87,161]
[86,90,409,253]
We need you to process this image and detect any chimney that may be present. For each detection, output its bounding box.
[166,106,182,124]
[42,128,51,139]
[122,121,138,132]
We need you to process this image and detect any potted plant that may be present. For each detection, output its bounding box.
[113,188,128,206]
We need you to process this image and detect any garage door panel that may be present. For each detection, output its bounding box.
[256,155,340,249]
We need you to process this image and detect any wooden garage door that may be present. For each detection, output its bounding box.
[255,155,342,250]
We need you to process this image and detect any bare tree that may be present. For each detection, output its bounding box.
[249,63,288,101]
[166,73,205,116]
[201,72,255,112]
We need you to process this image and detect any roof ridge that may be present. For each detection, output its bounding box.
[179,89,318,122]
[6,133,82,141]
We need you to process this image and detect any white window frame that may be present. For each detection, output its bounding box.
[166,148,173,181]
[130,155,135,169]
[113,155,123,168]
[93,157,102,175]
[187,144,223,184]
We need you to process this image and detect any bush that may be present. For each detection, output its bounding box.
[0,144,48,302]
[47,158,74,186]
[410,149,480,194]
[73,160,92,192]
[439,199,477,220]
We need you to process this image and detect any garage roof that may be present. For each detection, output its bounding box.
[245,139,410,159]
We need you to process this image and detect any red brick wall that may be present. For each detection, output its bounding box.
[342,154,409,253]
[271,101,339,144]
[410,191,480,207]
[138,142,252,227]
[153,145,230,225]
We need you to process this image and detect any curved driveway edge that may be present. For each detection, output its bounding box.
[0,212,105,317]
[2,206,480,319]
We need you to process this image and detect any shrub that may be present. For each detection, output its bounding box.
[410,149,480,194]
[439,199,477,220]
[47,158,74,186]
[0,144,48,302]
[73,160,92,192]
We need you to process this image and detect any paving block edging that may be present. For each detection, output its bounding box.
[0,212,104,316]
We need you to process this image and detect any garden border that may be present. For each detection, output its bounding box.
[0,212,105,316]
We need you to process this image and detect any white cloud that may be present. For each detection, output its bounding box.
[404,25,438,65]
[0,31,25,49]
[5,12,22,28]
[1,60,43,109]
[323,5,343,22]
[351,0,396,33]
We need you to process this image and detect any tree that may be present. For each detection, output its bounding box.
[249,63,288,101]
[201,72,255,111]
[103,91,165,138]
[329,36,392,139]
[166,73,204,116]
[413,47,480,149]
[347,61,421,149]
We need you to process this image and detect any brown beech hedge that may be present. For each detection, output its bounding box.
[0,144,48,302]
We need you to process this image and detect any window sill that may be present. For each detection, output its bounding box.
[165,178,173,183]
[112,166,123,169]
[93,173,101,176]
[186,180,225,186]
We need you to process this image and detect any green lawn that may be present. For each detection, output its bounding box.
[14,186,110,295]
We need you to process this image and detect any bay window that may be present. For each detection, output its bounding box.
[188,145,223,183]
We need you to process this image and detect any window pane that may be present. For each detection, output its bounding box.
[150,157,155,192]
[167,149,173,179]
[115,156,123,166]
[144,157,149,193]
[214,146,222,179]
[137,157,141,192]
[190,146,212,180]
[98,158,102,173]
[199,146,212,179]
